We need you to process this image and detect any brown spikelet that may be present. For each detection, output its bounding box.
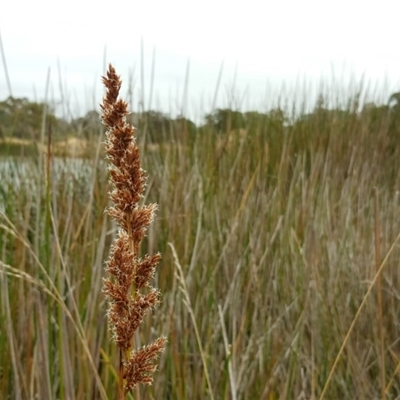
[101,64,166,398]
[123,338,167,393]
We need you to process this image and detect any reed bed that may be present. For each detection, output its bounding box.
[1,75,400,399]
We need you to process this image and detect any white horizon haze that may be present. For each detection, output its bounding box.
[1,0,400,122]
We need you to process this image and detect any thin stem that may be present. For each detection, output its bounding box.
[126,215,141,400]
[374,188,385,400]
[119,349,125,400]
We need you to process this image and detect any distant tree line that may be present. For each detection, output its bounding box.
[1,93,400,143]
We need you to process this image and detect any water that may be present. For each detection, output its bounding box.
[0,156,102,213]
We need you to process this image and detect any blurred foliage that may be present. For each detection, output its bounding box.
[0,97,58,139]
[71,110,102,139]
[1,93,400,149]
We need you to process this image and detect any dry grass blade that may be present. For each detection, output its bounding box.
[374,188,386,400]
[218,303,237,400]
[0,271,23,399]
[169,241,216,400]
[319,230,400,399]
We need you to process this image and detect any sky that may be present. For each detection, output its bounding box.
[1,0,400,121]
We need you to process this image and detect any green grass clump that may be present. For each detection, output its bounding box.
[1,76,400,399]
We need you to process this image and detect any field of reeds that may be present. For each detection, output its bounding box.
[1,76,400,399]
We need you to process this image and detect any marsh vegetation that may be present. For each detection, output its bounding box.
[1,81,400,399]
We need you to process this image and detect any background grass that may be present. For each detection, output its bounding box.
[1,80,400,399]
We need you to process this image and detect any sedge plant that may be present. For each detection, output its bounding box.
[100,64,166,399]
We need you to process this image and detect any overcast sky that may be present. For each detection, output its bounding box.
[1,0,400,120]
